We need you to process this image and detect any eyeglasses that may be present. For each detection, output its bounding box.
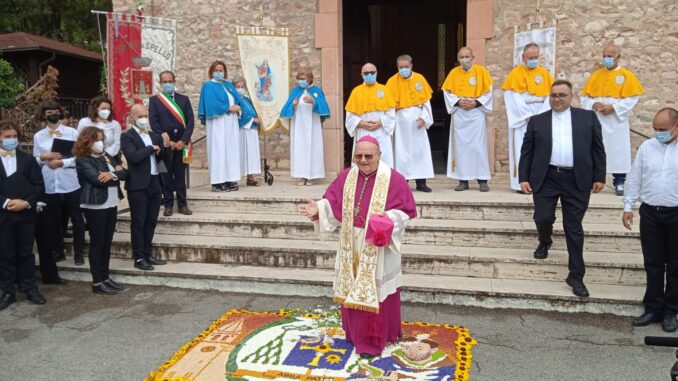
[354,154,375,161]
[550,93,571,99]
[362,71,376,75]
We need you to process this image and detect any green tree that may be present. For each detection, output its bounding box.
[0,58,25,109]
[0,0,113,51]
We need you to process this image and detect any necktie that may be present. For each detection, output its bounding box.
[0,150,16,157]
[48,129,62,138]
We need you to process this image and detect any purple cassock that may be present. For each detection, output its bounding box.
[323,165,417,356]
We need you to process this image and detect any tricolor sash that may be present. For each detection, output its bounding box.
[157,92,186,128]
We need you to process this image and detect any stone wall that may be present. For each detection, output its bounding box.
[485,0,677,171]
[112,0,322,170]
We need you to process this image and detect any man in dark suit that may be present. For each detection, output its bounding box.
[149,71,195,217]
[121,104,170,271]
[0,120,47,310]
[519,80,606,297]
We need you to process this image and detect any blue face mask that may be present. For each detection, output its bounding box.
[212,72,225,81]
[298,79,308,88]
[526,59,539,69]
[363,73,377,85]
[655,127,676,143]
[1,138,18,151]
[399,67,412,78]
[602,57,615,69]
[162,83,175,94]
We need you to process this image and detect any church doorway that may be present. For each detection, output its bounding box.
[342,0,467,172]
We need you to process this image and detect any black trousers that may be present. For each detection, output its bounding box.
[532,168,591,280]
[35,190,86,261]
[639,203,678,314]
[83,207,117,283]
[0,215,38,293]
[127,176,162,260]
[162,149,187,208]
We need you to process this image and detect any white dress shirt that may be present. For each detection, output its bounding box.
[77,118,122,157]
[549,108,574,167]
[132,126,158,175]
[33,124,80,194]
[1,148,17,209]
[623,138,678,212]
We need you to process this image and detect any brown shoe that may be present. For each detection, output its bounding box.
[177,206,193,215]
[163,207,173,217]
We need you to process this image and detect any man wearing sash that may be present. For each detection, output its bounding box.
[300,136,417,356]
[502,43,553,192]
[581,44,645,195]
[386,54,434,192]
[345,63,397,167]
[442,47,494,192]
[149,71,195,216]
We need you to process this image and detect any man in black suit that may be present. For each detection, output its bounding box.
[0,120,47,310]
[121,104,170,271]
[149,71,195,217]
[519,80,606,297]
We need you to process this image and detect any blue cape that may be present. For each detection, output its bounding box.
[198,80,253,127]
[280,85,331,122]
[240,96,259,129]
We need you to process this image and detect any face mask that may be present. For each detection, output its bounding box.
[98,109,111,120]
[526,59,539,69]
[297,79,308,88]
[459,58,472,70]
[1,138,18,151]
[212,72,225,81]
[92,140,105,154]
[162,83,175,94]
[602,57,615,69]
[398,68,412,78]
[46,114,61,124]
[363,73,377,85]
[236,88,247,96]
[655,127,676,143]
[136,117,151,130]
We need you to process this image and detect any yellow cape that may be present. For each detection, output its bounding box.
[501,64,553,97]
[581,67,644,98]
[345,83,396,115]
[385,72,433,109]
[441,64,493,98]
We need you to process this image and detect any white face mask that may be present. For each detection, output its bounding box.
[98,109,111,120]
[92,140,105,154]
[136,117,151,130]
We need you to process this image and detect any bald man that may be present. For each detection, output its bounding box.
[345,63,396,167]
[623,108,678,332]
[581,44,645,195]
[121,104,171,271]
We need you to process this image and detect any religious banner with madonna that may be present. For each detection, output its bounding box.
[512,25,557,77]
[236,27,291,134]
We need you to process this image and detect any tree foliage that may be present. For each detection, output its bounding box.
[0,58,25,109]
[0,0,113,52]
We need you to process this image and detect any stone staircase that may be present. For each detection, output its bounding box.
[59,174,645,316]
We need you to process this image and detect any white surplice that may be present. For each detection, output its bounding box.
[206,90,241,184]
[580,93,638,174]
[503,90,551,190]
[345,109,396,167]
[444,85,493,181]
[393,101,434,180]
[290,89,325,179]
[239,123,261,176]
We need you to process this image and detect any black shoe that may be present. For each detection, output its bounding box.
[0,292,16,311]
[43,277,68,285]
[92,283,118,295]
[55,254,66,262]
[565,277,589,297]
[533,241,552,259]
[479,182,490,192]
[228,182,239,192]
[416,184,432,192]
[104,279,125,291]
[632,312,662,326]
[454,182,469,191]
[134,259,154,271]
[662,314,678,333]
[25,289,46,305]
[147,256,167,266]
[74,255,85,266]
[211,184,229,192]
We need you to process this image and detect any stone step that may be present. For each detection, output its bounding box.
[55,258,644,316]
[92,233,644,285]
[115,213,641,253]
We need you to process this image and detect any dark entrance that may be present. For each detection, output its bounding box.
[342,0,467,171]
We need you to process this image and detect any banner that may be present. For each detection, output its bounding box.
[513,27,557,77]
[236,29,290,133]
[106,13,176,128]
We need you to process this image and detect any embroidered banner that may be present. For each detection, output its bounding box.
[512,26,557,77]
[236,28,290,133]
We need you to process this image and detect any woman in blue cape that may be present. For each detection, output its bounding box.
[233,76,262,186]
[280,67,330,186]
[198,60,253,192]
